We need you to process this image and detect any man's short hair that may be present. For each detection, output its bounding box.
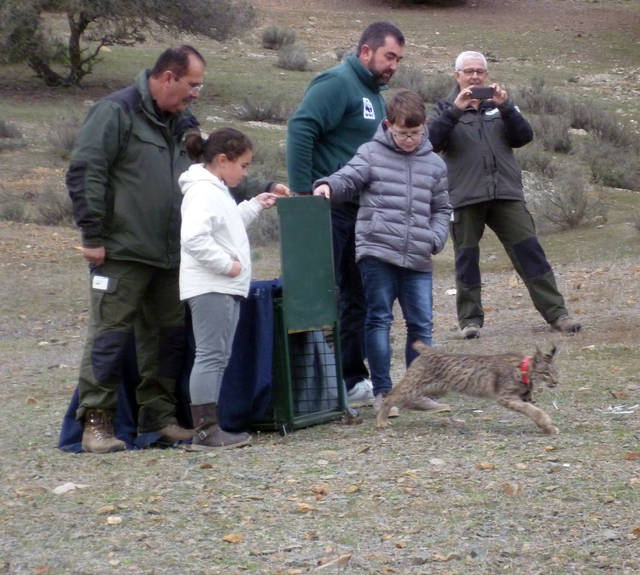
[455,51,488,72]
[357,21,405,56]
[386,90,425,128]
[151,45,206,78]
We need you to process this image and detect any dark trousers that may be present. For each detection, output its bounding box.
[76,260,186,433]
[451,200,568,328]
[330,203,369,388]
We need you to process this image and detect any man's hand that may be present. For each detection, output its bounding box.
[82,246,105,267]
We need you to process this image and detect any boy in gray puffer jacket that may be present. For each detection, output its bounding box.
[313,90,452,415]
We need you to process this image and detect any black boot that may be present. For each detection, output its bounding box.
[189,403,250,449]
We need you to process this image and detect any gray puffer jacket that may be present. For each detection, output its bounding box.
[314,123,451,272]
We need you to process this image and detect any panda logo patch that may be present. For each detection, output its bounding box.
[362,97,375,120]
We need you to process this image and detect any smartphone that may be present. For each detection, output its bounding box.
[470,86,494,100]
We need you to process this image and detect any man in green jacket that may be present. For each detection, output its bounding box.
[428,50,581,338]
[286,22,405,407]
[66,45,205,453]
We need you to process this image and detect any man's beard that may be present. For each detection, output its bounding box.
[371,69,393,87]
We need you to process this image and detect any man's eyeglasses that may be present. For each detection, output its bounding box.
[390,130,423,142]
[459,68,487,76]
[173,73,204,95]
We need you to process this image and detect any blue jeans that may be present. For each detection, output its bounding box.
[358,257,433,396]
[331,204,369,388]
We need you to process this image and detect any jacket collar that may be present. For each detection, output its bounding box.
[345,54,387,93]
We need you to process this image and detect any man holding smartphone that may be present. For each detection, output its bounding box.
[428,50,581,338]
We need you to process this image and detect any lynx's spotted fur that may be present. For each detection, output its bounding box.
[376,342,559,434]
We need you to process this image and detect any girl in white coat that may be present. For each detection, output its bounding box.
[180,127,288,448]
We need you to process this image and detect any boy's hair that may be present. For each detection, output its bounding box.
[357,21,405,55]
[385,90,425,128]
[185,127,253,163]
[151,45,206,79]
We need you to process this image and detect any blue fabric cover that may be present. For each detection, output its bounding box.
[58,279,281,452]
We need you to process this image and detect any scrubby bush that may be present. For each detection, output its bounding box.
[236,95,291,123]
[530,114,572,153]
[516,141,555,178]
[335,45,356,61]
[262,25,296,50]
[0,120,25,151]
[516,76,569,116]
[583,138,640,191]
[47,115,82,159]
[532,165,607,230]
[35,186,74,226]
[0,186,27,221]
[392,66,453,103]
[276,44,308,71]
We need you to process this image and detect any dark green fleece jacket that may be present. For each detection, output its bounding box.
[66,70,198,268]
[286,55,387,197]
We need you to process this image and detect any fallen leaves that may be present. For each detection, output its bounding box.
[476,461,495,471]
[223,533,242,543]
[624,452,640,461]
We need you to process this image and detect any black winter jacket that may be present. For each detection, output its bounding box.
[427,87,533,209]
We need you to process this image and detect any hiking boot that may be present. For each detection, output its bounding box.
[347,378,374,407]
[550,314,582,334]
[373,393,399,418]
[461,324,481,339]
[189,403,250,450]
[82,409,126,453]
[157,423,194,442]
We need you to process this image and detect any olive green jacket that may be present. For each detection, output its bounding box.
[66,70,198,268]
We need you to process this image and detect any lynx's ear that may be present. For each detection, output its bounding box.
[545,345,558,361]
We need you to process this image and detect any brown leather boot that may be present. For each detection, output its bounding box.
[189,403,250,450]
[82,409,126,453]
[156,423,194,442]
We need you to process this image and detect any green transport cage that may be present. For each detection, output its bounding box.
[252,196,347,434]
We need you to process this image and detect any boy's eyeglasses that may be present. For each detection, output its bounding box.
[390,130,423,142]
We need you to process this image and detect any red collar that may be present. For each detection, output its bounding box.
[520,356,533,386]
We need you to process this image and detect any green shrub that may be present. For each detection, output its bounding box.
[276,44,308,71]
[530,114,572,153]
[48,114,82,160]
[335,46,356,61]
[35,186,74,226]
[262,26,296,50]
[392,66,453,103]
[0,120,21,139]
[533,165,607,229]
[236,95,291,123]
[516,76,569,115]
[569,100,636,148]
[0,191,26,221]
[0,120,25,152]
[584,138,640,191]
[516,141,555,178]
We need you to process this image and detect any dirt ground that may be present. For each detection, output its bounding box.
[1,1,640,574]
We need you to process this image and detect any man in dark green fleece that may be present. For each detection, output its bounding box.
[66,45,205,452]
[286,22,405,408]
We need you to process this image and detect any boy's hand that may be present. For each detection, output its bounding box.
[313,184,331,199]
